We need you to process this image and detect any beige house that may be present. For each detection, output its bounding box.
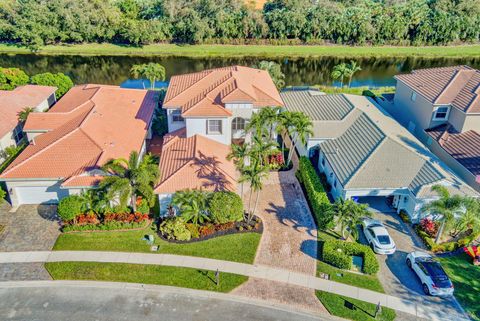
[0,85,57,162]
[382,66,480,192]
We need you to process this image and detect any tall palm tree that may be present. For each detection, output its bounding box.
[17,107,34,122]
[250,131,278,166]
[130,63,166,90]
[255,61,285,89]
[240,162,268,224]
[331,63,349,88]
[286,112,313,166]
[334,198,371,240]
[100,151,159,212]
[346,60,362,88]
[451,197,480,237]
[276,110,293,154]
[258,106,281,140]
[227,144,250,200]
[422,185,466,244]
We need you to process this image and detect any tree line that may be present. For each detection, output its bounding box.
[0,0,478,49]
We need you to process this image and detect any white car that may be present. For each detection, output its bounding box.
[406,251,454,297]
[361,218,396,255]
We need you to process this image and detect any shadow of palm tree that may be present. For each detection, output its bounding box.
[191,151,233,192]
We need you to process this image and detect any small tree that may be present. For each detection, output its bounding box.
[227,143,250,200]
[451,198,480,237]
[209,191,244,224]
[30,72,74,98]
[17,107,34,122]
[240,161,268,223]
[334,198,371,240]
[57,195,84,223]
[285,111,313,166]
[346,60,362,88]
[331,63,349,88]
[130,63,166,90]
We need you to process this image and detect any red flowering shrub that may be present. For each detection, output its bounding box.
[199,224,215,237]
[76,213,100,225]
[268,151,284,169]
[420,218,439,238]
[214,222,235,231]
[104,212,149,223]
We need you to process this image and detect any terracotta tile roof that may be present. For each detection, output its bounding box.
[395,66,480,113]
[154,129,237,194]
[61,175,103,188]
[164,66,284,117]
[0,85,157,185]
[426,124,480,179]
[0,85,56,138]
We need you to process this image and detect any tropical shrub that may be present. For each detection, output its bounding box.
[136,198,150,215]
[199,223,216,237]
[30,72,74,98]
[297,156,334,229]
[185,223,200,239]
[57,195,84,222]
[0,68,29,90]
[322,239,379,275]
[420,218,439,238]
[62,220,148,232]
[0,188,6,204]
[416,225,480,253]
[398,210,411,224]
[159,217,191,241]
[208,191,243,224]
[76,213,100,225]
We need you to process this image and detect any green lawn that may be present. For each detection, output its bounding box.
[438,253,480,321]
[45,262,246,293]
[53,227,261,264]
[1,43,479,58]
[316,291,396,321]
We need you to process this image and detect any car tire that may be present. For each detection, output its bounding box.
[422,284,430,295]
[406,259,412,269]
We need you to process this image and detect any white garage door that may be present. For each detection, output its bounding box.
[16,185,68,205]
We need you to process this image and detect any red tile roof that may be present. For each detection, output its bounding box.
[0,85,56,138]
[164,66,284,117]
[154,128,237,194]
[395,66,480,113]
[426,124,480,179]
[0,85,157,185]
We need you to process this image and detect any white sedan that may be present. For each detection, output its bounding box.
[406,251,454,296]
[361,218,396,255]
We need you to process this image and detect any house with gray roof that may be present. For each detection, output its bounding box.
[281,90,478,222]
[381,66,480,192]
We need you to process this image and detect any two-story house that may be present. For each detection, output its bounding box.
[0,85,57,163]
[384,66,480,192]
[154,66,284,213]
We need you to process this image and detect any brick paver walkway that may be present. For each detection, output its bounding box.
[233,152,328,314]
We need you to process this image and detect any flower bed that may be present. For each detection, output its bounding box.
[158,215,263,244]
[415,224,479,253]
[322,238,379,275]
[62,212,150,233]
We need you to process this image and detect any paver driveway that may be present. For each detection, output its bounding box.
[0,202,60,280]
[359,197,467,321]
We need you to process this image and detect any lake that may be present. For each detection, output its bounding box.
[1,54,479,88]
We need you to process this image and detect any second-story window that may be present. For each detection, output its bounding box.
[232,117,246,131]
[207,120,222,134]
[433,106,449,121]
[172,110,184,122]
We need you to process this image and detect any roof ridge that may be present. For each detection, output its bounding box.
[433,69,463,104]
[251,83,284,106]
[182,72,233,113]
[167,70,214,103]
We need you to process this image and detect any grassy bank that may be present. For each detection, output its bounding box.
[53,227,261,264]
[0,43,479,58]
[45,262,247,293]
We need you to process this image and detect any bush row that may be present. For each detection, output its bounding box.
[62,219,149,233]
[415,225,479,253]
[322,239,379,275]
[297,156,334,229]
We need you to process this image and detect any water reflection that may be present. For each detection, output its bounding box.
[0,54,478,88]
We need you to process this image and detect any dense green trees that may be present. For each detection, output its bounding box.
[30,72,74,97]
[0,0,478,47]
[0,67,29,90]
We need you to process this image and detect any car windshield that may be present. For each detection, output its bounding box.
[377,235,391,245]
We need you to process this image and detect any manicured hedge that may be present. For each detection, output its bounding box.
[322,239,379,275]
[62,220,149,232]
[297,156,334,229]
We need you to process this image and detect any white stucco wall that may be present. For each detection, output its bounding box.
[462,113,480,132]
[185,117,231,145]
[317,150,344,201]
[4,179,67,207]
[166,108,186,132]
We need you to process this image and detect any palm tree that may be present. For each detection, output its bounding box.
[227,144,250,200]
[331,63,349,88]
[334,198,371,240]
[240,162,268,224]
[130,63,166,90]
[346,60,362,88]
[100,151,159,212]
[17,107,34,122]
[451,198,480,237]
[255,61,285,89]
[285,112,313,166]
[172,189,210,226]
[422,185,466,244]
[258,106,281,140]
[250,131,278,166]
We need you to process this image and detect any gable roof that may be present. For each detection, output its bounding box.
[154,128,237,194]
[0,85,157,184]
[395,66,480,113]
[163,66,284,117]
[0,85,57,138]
[426,124,480,180]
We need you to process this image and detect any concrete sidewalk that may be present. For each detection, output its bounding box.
[0,250,469,321]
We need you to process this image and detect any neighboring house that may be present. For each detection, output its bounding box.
[0,85,57,162]
[383,66,480,192]
[154,66,283,214]
[0,84,157,207]
[281,90,477,222]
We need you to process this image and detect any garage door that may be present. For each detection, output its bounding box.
[16,185,68,205]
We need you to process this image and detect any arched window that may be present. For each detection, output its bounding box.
[232,117,246,131]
